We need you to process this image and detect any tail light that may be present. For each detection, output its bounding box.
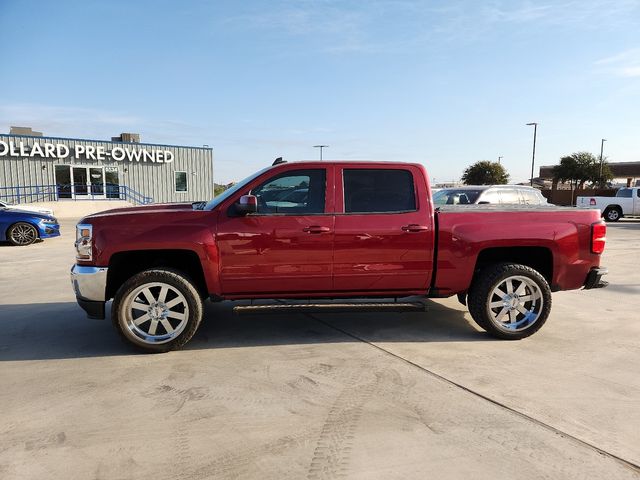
[591,222,606,254]
[590,198,596,206]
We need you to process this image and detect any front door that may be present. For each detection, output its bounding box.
[332,166,435,293]
[89,167,105,196]
[216,167,334,295]
[72,167,88,196]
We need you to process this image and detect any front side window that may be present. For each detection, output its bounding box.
[344,169,416,213]
[499,189,522,204]
[175,171,188,192]
[478,189,500,204]
[251,169,326,214]
[433,189,482,205]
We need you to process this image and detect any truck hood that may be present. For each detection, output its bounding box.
[82,202,197,220]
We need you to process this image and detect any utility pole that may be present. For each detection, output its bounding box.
[498,156,503,164]
[526,123,538,187]
[313,145,329,161]
[598,138,607,183]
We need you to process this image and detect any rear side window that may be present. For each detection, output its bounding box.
[617,188,633,198]
[521,189,541,205]
[344,169,416,213]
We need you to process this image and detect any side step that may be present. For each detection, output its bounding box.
[233,301,427,315]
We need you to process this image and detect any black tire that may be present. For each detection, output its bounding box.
[603,207,622,222]
[467,263,552,340]
[7,222,38,246]
[112,268,203,353]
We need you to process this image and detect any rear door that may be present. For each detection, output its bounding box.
[332,165,435,293]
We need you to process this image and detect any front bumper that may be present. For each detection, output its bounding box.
[37,222,60,239]
[70,265,108,319]
[583,267,609,290]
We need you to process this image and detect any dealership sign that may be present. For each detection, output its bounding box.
[0,140,174,163]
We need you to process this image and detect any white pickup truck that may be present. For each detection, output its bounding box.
[577,187,640,222]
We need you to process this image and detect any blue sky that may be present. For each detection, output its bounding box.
[1,0,639,184]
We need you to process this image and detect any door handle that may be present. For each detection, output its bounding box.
[402,224,429,232]
[303,226,331,234]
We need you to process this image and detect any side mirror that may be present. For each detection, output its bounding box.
[236,194,257,215]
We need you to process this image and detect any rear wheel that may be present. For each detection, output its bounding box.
[468,263,552,340]
[112,269,203,352]
[7,222,38,246]
[603,207,621,222]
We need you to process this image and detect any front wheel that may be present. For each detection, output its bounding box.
[112,269,203,352]
[467,263,552,340]
[7,222,38,246]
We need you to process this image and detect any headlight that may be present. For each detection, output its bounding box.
[40,218,58,225]
[75,223,93,261]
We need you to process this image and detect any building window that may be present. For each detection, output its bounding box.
[175,171,188,193]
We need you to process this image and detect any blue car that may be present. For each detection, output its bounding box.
[0,206,60,246]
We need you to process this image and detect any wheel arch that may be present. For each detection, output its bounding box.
[106,249,208,300]
[474,246,553,285]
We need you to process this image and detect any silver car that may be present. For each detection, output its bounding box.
[433,185,548,206]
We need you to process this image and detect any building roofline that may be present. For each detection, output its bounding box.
[0,133,213,151]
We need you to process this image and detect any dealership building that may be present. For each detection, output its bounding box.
[0,127,214,205]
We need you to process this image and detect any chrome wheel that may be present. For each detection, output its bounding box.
[122,282,189,345]
[9,223,37,246]
[487,275,543,332]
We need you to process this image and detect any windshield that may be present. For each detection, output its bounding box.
[432,189,483,205]
[204,166,272,210]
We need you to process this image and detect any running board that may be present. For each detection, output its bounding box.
[233,302,427,315]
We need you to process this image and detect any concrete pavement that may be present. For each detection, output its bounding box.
[0,218,639,479]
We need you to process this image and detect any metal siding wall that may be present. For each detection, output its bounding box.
[0,134,213,204]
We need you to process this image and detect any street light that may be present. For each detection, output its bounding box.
[313,145,329,161]
[526,122,538,187]
[598,138,607,182]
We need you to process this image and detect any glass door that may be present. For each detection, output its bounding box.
[89,167,105,196]
[105,167,120,199]
[55,165,72,199]
[72,167,88,196]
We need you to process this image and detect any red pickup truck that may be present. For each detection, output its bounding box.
[71,161,608,352]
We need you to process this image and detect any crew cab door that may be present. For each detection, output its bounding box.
[332,165,435,293]
[215,166,334,295]
[635,188,640,215]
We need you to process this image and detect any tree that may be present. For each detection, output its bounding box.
[214,183,233,196]
[552,152,613,189]
[461,161,509,185]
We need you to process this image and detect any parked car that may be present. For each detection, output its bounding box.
[70,161,607,352]
[432,185,548,206]
[577,187,640,222]
[0,207,60,246]
[0,200,54,216]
